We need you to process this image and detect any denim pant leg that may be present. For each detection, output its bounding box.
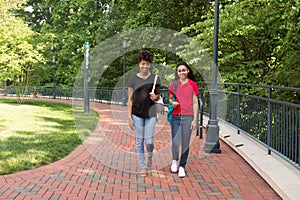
[144,117,156,158]
[179,116,193,168]
[132,114,156,169]
[171,116,182,161]
[171,115,193,168]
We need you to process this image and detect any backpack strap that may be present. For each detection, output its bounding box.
[151,75,158,93]
[173,79,178,98]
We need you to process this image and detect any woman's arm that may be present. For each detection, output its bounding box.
[128,87,134,130]
[168,93,179,108]
[168,81,179,108]
[191,94,199,130]
[168,93,174,104]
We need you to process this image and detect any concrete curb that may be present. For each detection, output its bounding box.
[203,116,300,200]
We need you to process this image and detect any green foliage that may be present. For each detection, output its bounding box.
[274,0,300,88]
[0,0,44,88]
[182,0,300,88]
[118,0,211,31]
[14,0,213,88]
[2,0,299,92]
[16,0,114,87]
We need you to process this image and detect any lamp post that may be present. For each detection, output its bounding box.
[84,42,90,113]
[122,39,127,106]
[204,0,221,153]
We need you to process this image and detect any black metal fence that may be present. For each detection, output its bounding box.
[200,83,300,170]
[1,83,299,170]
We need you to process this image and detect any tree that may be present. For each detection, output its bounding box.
[275,0,300,88]
[15,0,214,88]
[0,0,43,91]
[19,0,114,87]
[11,0,300,91]
[181,0,300,88]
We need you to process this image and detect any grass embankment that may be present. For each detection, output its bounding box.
[0,98,99,175]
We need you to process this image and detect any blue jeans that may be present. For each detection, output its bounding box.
[132,114,156,169]
[171,115,193,168]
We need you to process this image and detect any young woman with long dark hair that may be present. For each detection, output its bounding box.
[168,61,199,177]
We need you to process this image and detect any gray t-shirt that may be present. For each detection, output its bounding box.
[128,73,161,118]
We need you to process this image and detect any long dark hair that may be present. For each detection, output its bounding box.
[175,61,197,82]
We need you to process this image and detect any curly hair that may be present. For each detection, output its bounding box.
[138,50,154,63]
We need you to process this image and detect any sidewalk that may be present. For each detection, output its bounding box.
[0,100,281,199]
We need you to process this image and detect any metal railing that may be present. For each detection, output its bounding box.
[2,83,299,170]
[200,83,300,170]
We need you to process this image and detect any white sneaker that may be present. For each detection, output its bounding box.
[171,160,178,172]
[178,166,186,178]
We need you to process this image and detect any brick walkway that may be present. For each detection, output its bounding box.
[0,99,281,199]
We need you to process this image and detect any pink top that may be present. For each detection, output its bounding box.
[169,79,199,116]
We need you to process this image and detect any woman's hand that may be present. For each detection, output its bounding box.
[149,92,158,101]
[128,117,134,130]
[190,119,197,131]
[172,101,179,108]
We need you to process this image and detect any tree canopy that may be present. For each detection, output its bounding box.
[0,0,299,89]
[0,0,43,87]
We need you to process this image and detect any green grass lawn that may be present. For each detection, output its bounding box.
[0,98,99,175]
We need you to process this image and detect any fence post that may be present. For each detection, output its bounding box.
[237,84,241,134]
[198,91,203,139]
[268,88,272,155]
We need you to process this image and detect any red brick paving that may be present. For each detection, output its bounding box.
[0,99,281,199]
